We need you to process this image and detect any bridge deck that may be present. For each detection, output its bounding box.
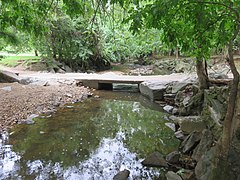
[75,73,188,89]
[18,72,194,89]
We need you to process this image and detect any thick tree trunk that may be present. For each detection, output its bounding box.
[196,57,209,90]
[221,36,240,156]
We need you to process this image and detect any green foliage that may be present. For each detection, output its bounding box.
[101,22,162,62]
[38,15,110,71]
[0,55,40,67]
[116,0,239,60]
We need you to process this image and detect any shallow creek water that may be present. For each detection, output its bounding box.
[0,91,179,179]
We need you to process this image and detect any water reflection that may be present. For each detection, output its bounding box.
[0,92,179,179]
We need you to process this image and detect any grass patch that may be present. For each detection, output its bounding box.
[0,56,41,67]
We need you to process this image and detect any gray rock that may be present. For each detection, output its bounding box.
[21,114,39,125]
[63,65,72,72]
[180,131,202,154]
[57,68,66,73]
[175,87,202,116]
[0,70,22,83]
[49,69,55,73]
[166,151,181,164]
[172,82,192,94]
[140,81,168,101]
[169,116,206,134]
[20,77,32,84]
[165,123,176,131]
[209,73,228,79]
[175,61,189,73]
[172,108,179,115]
[28,114,39,119]
[179,169,195,180]
[21,119,35,125]
[163,105,174,113]
[204,87,228,123]
[192,129,213,162]
[194,147,216,180]
[113,169,130,180]
[175,130,186,140]
[142,151,168,167]
[166,171,182,180]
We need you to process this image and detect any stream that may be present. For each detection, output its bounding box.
[0,91,179,179]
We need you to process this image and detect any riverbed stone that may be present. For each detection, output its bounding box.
[192,129,213,162]
[169,116,206,134]
[139,81,168,101]
[209,73,228,79]
[179,169,195,180]
[166,171,182,180]
[194,147,216,180]
[113,169,130,180]
[180,131,202,154]
[142,151,168,167]
[172,82,192,94]
[166,151,181,164]
[165,123,176,131]
[175,130,186,140]
[164,93,176,105]
[163,105,174,113]
[20,114,39,125]
[0,70,22,83]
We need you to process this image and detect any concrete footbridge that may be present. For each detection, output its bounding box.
[19,72,195,90]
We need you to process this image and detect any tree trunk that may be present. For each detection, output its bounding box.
[221,34,240,156]
[34,50,38,56]
[176,47,180,59]
[169,48,174,56]
[196,57,209,90]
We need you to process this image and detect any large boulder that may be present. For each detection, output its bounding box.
[192,129,213,162]
[202,86,228,139]
[139,81,168,101]
[166,171,182,180]
[169,116,206,134]
[0,70,21,83]
[174,85,202,116]
[113,169,130,180]
[172,82,193,94]
[195,146,238,180]
[194,147,219,180]
[179,169,195,180]
[179,131,202,154]
[204,87,228,124]
[166,151,181,164]
[142,151,168,167]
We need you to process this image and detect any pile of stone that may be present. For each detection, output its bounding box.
[128,66,154,76]
[140,128,213,180]
[138,74,233,179]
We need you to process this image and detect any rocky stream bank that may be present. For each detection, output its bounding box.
[132,75,240,180]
